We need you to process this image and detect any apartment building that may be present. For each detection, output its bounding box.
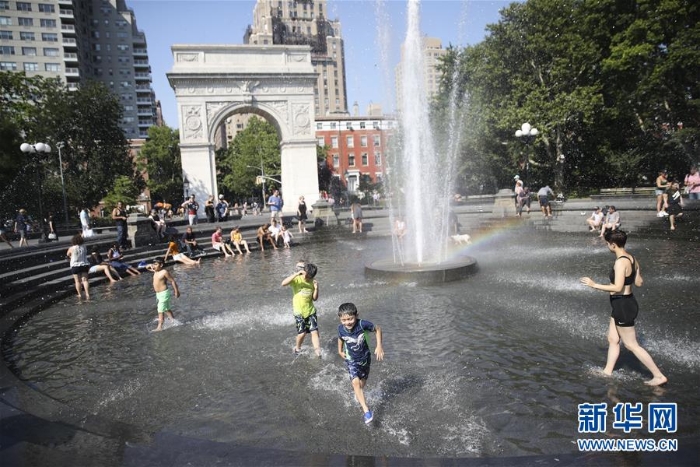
[395,36,447,114]
[0,0,157,139]
[315,114,396,193]
[244,0,348,117]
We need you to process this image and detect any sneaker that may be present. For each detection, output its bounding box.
[656,212,664,217]
[363,411,374,424]
[662,211,669,217]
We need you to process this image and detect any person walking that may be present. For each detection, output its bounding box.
[296,196,309,233]
[205,195,216,223]
[267,190,283,222]
[351,200,363,233]
[182,195,199,226]
[537,186,554,218]
[67,233,90,299]
[655,170,670,217]
[580,230,667,386]
[663,181,684,231]
[111,201,129,249]
[684,166,700,200]
[14,209,29,247]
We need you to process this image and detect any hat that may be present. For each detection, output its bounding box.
[219,194,224,199]
[513,175,520,180]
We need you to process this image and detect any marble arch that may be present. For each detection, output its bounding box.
[167,45,320,215]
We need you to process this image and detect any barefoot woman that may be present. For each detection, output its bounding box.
[580,230,667,386]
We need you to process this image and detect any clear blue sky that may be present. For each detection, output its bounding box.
[128,0,511,129]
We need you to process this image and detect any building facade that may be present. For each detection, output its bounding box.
[395,36,446,114]
[244,0,348,117]
[315,114,396,193]
[0,0,157,139]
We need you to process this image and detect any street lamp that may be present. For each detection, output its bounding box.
[515,122,538,185]
[21,142,70,238]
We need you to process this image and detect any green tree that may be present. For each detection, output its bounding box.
[138,126,182,205]
[101,175,140,212]
[0,73,139,219]
[217,116,281,200]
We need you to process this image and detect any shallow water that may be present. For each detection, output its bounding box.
[4,229,700,458]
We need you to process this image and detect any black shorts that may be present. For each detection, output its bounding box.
[71,265,90,275]
[610,294,639,327]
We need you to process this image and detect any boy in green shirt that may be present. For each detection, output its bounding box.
[282,262,321,357]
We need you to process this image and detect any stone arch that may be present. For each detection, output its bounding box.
[167,44,320,216]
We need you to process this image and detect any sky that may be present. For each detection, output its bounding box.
[128,0,512,129]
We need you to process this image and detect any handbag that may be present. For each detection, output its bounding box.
[48,232,57,240]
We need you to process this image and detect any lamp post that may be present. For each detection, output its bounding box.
[20,142,53,239]
[515,122,538,186]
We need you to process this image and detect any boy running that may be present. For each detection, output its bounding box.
[281,262,321,357]
[337,302,384,424]
[147,258,180,331]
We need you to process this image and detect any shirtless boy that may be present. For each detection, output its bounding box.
[147,258,181,331]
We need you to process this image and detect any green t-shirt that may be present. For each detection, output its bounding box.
[290,275,316,318]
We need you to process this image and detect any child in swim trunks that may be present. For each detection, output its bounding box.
[337,302,384,424]
[282,262,321,357]
[147,258,180,331]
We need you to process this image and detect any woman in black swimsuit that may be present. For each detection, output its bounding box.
[580,230,667,386]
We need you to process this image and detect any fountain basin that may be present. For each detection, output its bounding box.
[365,255,478,284]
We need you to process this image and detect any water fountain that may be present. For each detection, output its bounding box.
[365,0,477,283]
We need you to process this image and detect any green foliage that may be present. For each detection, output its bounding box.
[217,116,281,200]
[139,126,183,204]
[0,72,138,220]
[102,175,140,212]
[434,0,699,194]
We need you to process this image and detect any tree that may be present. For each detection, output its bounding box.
[0,73,139,220]
[217,116,281,200]
[138,126,183,205]
[101,175,140,212]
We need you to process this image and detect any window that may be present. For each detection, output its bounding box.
[23,62,38,71]
[360,122,366,129]
[38,4,54,13]
[373,121,379,129]
[41,33,58,42]
[346,122,352,130]
[92,31,100,39]
[116,44,129,51]
[0,1,8,10]
[360,136,367,147]
[17,17,32,26]
[0,31,12,40]
[0,45,14,55]
[330,122,336,130]
[316,122,322,130]
[373,135,381,147]
[348,154,355,166]
[331,136,338,148]
[21,46,35,55]
[43,47,59,56]
[40,19,57,28]
[19,31,33,40]
[332,155,339,167]
[16,2,31,11]
[346,135,353,147]
[44,62,60,72]
[374,152,382,166]
[0,16,11,26]
[317,137,324,146]
[361,153,368,166]
[0,61,17,70]
[116,32,127,39]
